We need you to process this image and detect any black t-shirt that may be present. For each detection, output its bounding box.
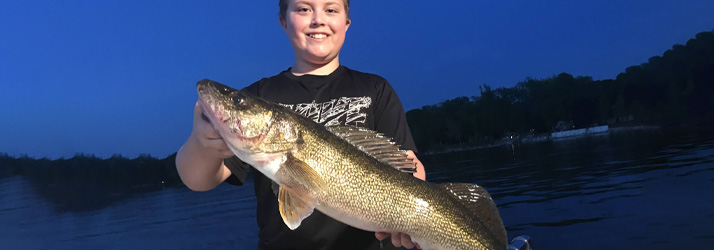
[225,66,417,250]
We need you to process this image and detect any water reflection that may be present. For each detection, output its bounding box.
[2,129,713,249]
[0,177,258,249]
[422,129,714,249]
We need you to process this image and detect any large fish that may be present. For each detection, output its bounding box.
[197,79,507,250]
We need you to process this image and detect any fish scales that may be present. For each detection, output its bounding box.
[197,79,507,250]
[295,128,493,248]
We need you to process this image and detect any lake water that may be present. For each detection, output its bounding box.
[2,129,713,249]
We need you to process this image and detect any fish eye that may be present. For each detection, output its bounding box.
[232,96,244,105]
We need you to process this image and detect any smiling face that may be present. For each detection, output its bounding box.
[280,0,351,70]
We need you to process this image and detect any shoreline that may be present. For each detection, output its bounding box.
[422,125,662,155]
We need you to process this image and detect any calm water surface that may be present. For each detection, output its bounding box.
[2,129,713,249]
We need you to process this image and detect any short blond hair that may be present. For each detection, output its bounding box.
[278,0,350,19]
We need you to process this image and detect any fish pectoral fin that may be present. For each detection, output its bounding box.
[282,153,326,191]
[278,185,316,230]
[439,183,508,246]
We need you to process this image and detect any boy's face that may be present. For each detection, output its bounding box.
[280,0,350,66]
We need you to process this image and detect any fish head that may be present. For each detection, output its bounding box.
[196,80,275,151]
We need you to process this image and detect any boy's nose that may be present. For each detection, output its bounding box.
[311,12,325,26]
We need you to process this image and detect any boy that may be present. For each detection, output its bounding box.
[177,0,425,249]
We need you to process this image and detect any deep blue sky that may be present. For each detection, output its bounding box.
[1,0,712,159]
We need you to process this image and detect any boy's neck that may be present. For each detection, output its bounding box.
[290,57,341,76]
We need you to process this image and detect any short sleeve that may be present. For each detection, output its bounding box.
[373,79,418,154]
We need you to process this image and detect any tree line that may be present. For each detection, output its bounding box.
[0,153,182,211]
[407,30,714,152]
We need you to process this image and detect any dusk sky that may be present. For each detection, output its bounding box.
[1,0,712,159]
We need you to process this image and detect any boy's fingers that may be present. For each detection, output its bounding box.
[193,109,221,140]
[199,122,222,139]
[405,150,415,159]
[202,138,234,158]
[374,232,389,241]
[194,102,210,123]
[189,101,234,157]
[390,232,401,247]
[399,233,415,249]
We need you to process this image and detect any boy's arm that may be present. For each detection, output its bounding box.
[175,102,235,191]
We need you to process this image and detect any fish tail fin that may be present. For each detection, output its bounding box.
[439,183,508,248]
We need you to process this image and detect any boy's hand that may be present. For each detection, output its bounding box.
[406,150,425,181]
[375,232,421,249]
[191,102,235,158]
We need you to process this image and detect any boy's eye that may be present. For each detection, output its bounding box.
[326,8,337,13]
[297,7,310,12]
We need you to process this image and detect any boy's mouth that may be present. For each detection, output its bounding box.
[307,33,329,39]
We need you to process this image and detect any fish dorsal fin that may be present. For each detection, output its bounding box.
[439,183,508,247]
[327,126,416,173]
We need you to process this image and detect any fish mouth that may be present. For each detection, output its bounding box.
[198,97,270,146]
[198,98,229,130]
[196,79,272,146]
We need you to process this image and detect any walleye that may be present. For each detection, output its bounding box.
[197,79,507,250]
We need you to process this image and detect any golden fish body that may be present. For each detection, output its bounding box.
[197,79,507,250]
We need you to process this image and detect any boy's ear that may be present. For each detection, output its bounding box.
[279,16,287,30]
[345,18,351,31]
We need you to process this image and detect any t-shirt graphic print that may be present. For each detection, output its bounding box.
[280,96,372,127]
